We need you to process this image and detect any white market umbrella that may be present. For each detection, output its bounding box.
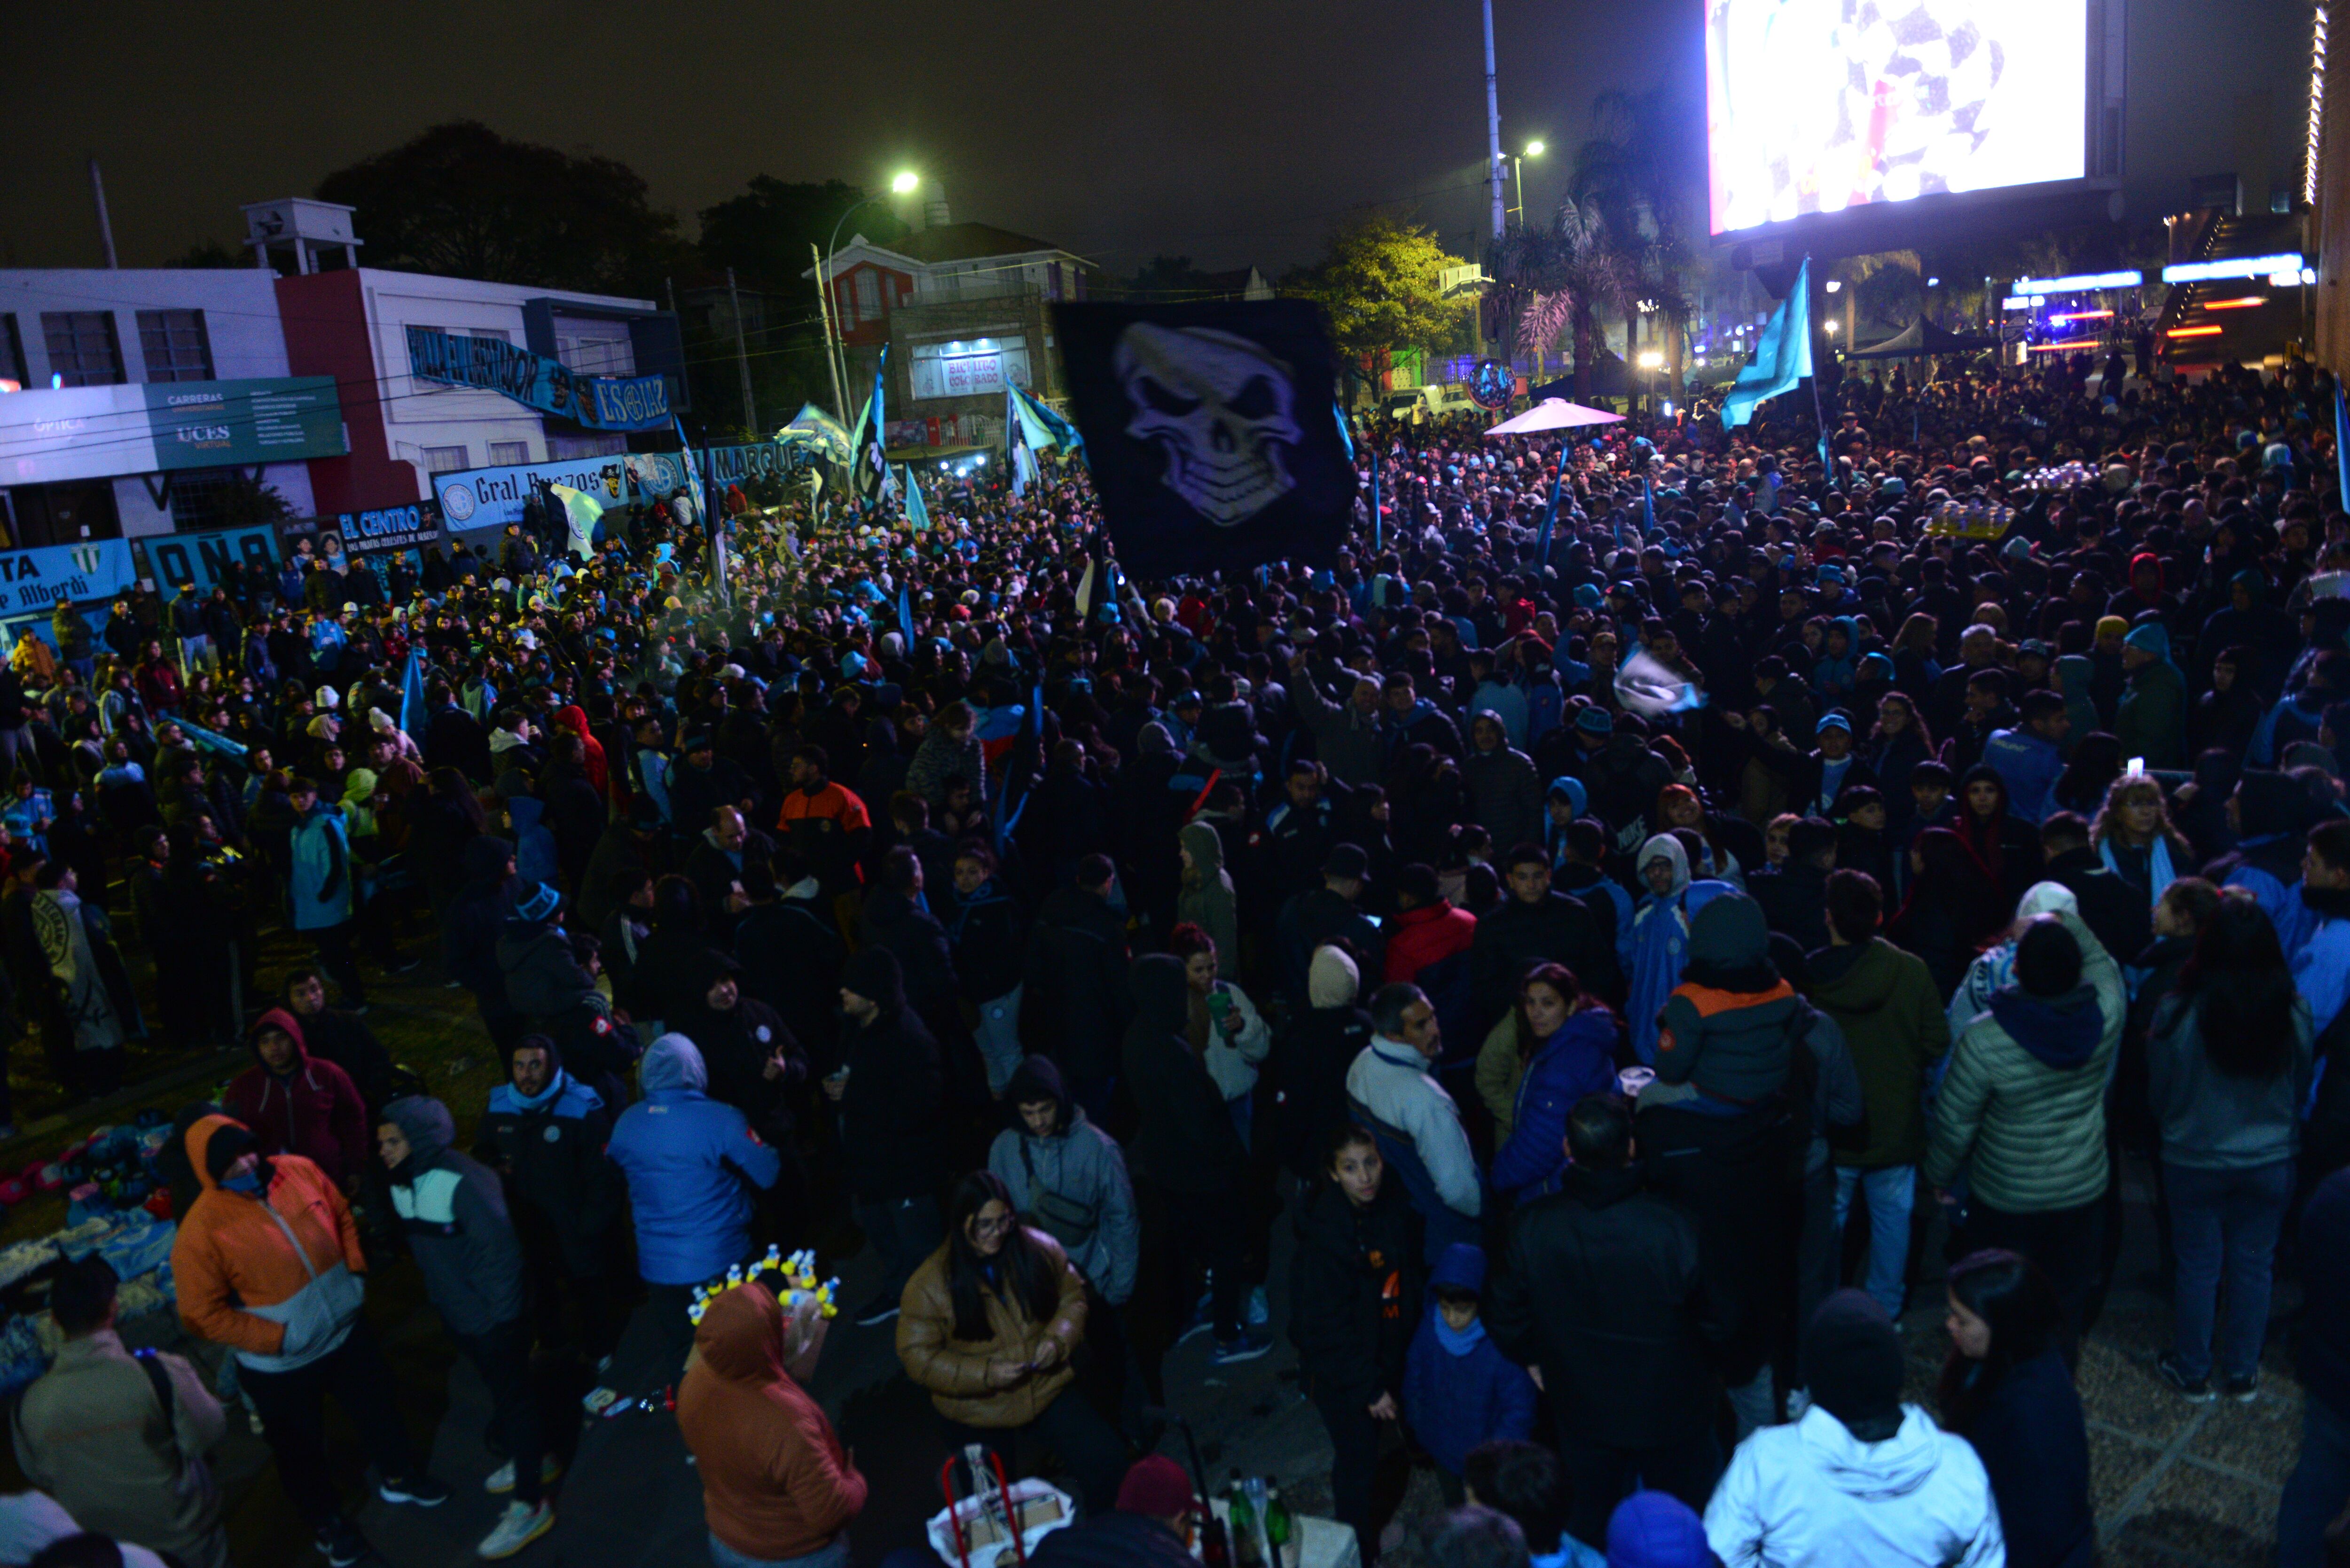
[1482,398,1626,436]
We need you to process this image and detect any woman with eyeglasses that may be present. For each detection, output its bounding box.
[895,1170,1127,1513]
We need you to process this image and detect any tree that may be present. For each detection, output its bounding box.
[315,122,686,296]
[1291,214,1471,398]
[166,240,243,269]
[1571,82,1704,406]
[697,177,908,294]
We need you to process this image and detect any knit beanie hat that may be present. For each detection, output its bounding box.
[1802,1290,1905,1434]
[1116,1455,1194,1519]
[1606,1490,1721,1568]
[1308,945,1360,1009]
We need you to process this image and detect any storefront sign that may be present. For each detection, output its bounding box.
[136,525,280,595]
[434,457,628,534]
[145,378,346,471]
[0,539,135,612]
[336,499,443,556]
[406,328,671,431]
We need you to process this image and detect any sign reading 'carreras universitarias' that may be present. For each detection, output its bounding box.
[405,328,671,430]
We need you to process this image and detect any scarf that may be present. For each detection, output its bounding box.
[2101,834,2176,906]
[509,1066,570,1113]
[1435,1315,1488,1356]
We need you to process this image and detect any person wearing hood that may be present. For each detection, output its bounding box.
[495,880,600,1033]
[1809,869,1948,1322]
[1926,912,2123,1352]
[1648,890,1860,1432]
[1123,951,1265,1364]
[2114,622,2186,768]
[222,1007,369,1194]
[830,945,947,1328]
[549,703,608,800]
[988,1055,1139,1311]
[1623,836,1721,1062]
[1463,711,1543,856]
[476,1034,623,1369]
[1488,966,1622,1198]
[1291,1124,1425,1566]
[1704,1291,2001,1568]
[607,1033,783,1381]
[1487,1094,1721,1546]
[377,1096,551,1559]
[170,1114,443,1568]
[1175,819,1240,974]
[2144,896,2313,1401]
[678,1279,864,1568]
[1402,1243,1537,1498]
[1274,944,1377,1181]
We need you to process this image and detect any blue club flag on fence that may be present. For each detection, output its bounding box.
[1722,259,1813,430]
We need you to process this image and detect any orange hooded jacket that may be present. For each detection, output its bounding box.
[169,1114,368,1370]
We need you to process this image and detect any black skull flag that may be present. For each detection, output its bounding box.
[1052,301,1357,579]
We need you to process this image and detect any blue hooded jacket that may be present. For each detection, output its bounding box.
[1401,1243,1537,1476]
[1490,1010,1622,1198]
[606,1033,782,1285]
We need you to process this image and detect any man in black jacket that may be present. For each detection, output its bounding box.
[1274,844,1387,1006]
[1022,855,1132,1124]
[830,946,945,1327]
[681,804,775,947]
[2040,812,2152,971]
[1469,845,1623,1025]
[733,853,846,1067]
[1747,818,1837,956]
[1486,1095,1723,1546]
[474,1036,622,1365]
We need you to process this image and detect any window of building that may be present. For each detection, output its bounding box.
[421,445,470,474]
[469,327,513,343]
[40,312,124,387]
[0,315,25,390]
[487,441,530,467]
[136,310,215,382]
[164,466,249,532]
[855,271,882,319]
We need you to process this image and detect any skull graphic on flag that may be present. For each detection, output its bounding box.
[1055,300,1356,578]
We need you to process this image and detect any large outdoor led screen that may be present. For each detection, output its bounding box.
[1705,0,2090,235]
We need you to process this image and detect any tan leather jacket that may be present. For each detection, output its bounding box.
[894,1230,1088,1427]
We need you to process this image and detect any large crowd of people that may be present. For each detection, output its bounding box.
[8,345,2350,1568]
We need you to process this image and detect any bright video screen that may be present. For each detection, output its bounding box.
[1705,0,2089,234]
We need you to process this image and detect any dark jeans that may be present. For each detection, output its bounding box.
[614,1282,701,1396]
[1159,1185,1247,1342]
[854,1193,943,1306]
[2165,1158,2292,1383]
[238,1320,419,1532]
[1557,1431,1721,1552]
[1961,1197,2102,1364]
[308,921,366,1007]
[453,1318,544,1506]
[1311,1385,1385,1566]
[940,1385,1128,1515]
[2280,1393,2350,1568]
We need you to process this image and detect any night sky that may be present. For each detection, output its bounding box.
[10,0,2311,281]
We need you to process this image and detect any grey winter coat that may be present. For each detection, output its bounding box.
[2146,995,2314,1171]
[1291,670,1386,788]
[384,1096,527,1335]
[987,1108,1140,1306]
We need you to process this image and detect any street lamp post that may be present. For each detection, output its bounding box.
[1510,140,1545,229]
[822,171,920,423]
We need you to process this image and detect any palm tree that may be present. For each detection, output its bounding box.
[1570,83,1702,409]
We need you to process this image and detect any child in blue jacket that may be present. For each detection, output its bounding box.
[1402,1243,1538,1500]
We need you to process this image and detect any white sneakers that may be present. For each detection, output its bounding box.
[478,1499,555,1560]
[483,1455,563,1495]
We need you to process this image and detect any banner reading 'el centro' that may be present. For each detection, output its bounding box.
[406,328,672,431]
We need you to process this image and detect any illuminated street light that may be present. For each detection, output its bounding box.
[891,171,920,195]
[1825,279,1843,293]
[1637,351,1664,368]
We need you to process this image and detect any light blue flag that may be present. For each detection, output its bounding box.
[1010,382,1084,461]
[897,583,915,643]
[1004,383,1029,500]
[399,646,427,741]
[781,403,853,467]
[1334,402,1355,461]
[902,467,932,531]
[1721,259,1813,429]
[2336,386,2350,520]
[1641,476,1656,538]
[1535,470,1562,568]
